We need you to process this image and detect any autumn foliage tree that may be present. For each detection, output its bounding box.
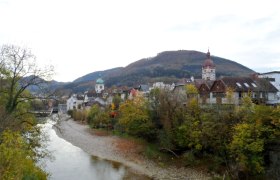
[115,85,279,178]
[118,92,155,140]
[0,131,48,179]
[0,44,51,178]
[229,104,280,176]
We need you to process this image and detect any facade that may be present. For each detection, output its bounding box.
[66,94,84,110]
[202,50,216,81]
[151,82,175,91]
[258,71,280,98]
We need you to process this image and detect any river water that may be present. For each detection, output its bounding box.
[39,119,150,180]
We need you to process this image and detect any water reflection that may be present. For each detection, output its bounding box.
[40,120,149,180]
[89,157,125,180]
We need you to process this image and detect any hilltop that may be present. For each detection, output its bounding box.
[55,50,255,93]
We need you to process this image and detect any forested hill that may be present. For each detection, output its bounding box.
[57,50,255,93]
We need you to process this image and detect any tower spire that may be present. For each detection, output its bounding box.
[202,48,216,81]
[206,48,210,59]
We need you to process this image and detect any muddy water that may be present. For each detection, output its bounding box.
[40,120,151,180]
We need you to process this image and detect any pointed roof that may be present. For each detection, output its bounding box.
[202,49,215,68]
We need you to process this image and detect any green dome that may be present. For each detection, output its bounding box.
[96,78,104,84]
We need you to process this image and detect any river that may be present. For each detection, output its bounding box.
[39,119,150,180]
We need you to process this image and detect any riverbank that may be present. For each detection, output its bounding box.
[53,114,211,180]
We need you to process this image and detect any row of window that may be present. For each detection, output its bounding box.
[236,82,257,88]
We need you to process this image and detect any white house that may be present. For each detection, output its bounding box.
[258,71,280,98]
[151,82,175,91]
[66,94,84,110]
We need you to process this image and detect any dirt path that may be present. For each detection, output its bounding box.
[54,115,210,180]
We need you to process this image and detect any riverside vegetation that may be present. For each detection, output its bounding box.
[0,45,53,179]
[70,84,280,179]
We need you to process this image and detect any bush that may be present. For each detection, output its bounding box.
[67,109,73,117]
[87,105,110,128]
[72,109,88,121]
[182,151,197,166]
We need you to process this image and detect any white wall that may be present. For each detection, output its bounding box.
[66,95,84,110]
[202,68,215,80]
[268,92,277,101]
[259,72,280,98]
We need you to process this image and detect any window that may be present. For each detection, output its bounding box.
[251,83,257,87]
[244,83,249,88]
[236,82,242,88]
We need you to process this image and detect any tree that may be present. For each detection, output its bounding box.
[226,87,235,104]
[229,105,280,176]
[0,44,53,114]
[118,95,155,140]
[0,130,48,179]
[112,95,122,109]
[185,84,198,99]
[0,45,51,179]
[149,87,186,148]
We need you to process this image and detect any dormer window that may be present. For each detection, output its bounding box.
[251,83,257,87]
[236,82,242,88]
[244,83,249,88]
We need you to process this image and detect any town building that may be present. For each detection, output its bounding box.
[202,50,216,81]
[258,71,280,98]
[197,50,279,105]
[66,94,84,110]
[208,77,278,105]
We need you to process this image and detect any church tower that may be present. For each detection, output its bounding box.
[95,75,105,93]
[202,50,216,81]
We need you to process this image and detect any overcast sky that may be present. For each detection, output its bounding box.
[0,0,279,82]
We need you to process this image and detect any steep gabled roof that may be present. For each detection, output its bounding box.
[255,78,278,92]
[198,80,215,93]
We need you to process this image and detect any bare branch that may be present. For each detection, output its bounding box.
[0,44,54,113]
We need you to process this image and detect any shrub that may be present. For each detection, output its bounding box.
[87,105,110,128]
[67,109,73,117]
